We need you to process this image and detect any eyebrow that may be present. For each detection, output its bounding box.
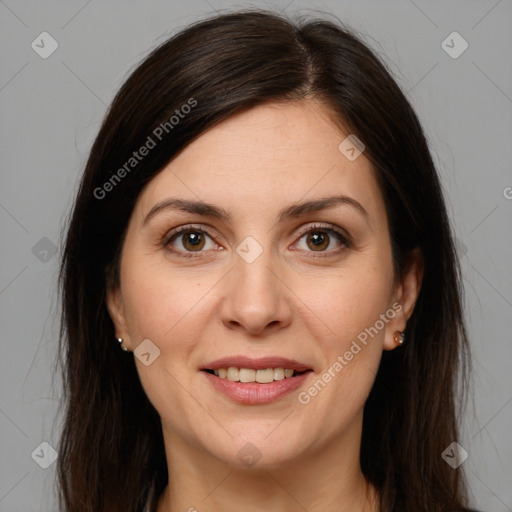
[142,195,370,226]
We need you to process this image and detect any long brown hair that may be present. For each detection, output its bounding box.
[55,8,473,511]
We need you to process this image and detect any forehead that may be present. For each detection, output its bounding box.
[134,100,386,225]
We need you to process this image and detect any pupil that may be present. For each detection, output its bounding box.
[310,232,327,249]
[186,233,202,247]
[312,233,323,245]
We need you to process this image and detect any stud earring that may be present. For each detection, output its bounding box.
[393,331,405,345]
[117,336,129,352]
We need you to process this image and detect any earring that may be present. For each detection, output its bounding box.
[393,331,405,346]
[117,336,129,352]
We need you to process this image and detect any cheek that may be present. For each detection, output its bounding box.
[291,261,393,351]
[296,286,387,446]
[120,251,211,346]
[118,255,213,420]
[290,259,392,412]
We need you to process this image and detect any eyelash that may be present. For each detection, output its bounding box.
[162,223,351,260]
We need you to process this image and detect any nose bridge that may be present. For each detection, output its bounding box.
[221,234,291,333]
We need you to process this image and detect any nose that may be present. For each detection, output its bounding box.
[219,244,292,336]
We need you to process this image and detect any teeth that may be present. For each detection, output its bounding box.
[256,368,274,383]
[214,366,298,382]
[239,368,256,382]
[227,367,239,381]
[273,368,285,381]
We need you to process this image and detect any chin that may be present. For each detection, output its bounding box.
[202,428,309,471]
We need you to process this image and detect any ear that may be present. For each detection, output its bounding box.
[383,247,424,351]
[106,280,131,350]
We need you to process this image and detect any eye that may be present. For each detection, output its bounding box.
[164,225,219,258]
[163,222,350,259]
[292,223,350,258]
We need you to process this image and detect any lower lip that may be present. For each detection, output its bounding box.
[202,371,312,404]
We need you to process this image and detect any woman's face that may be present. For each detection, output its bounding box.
[107,99,420,471]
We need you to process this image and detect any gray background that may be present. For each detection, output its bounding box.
[0,0,511,510]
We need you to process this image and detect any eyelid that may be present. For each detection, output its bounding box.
[293,222,350,244]
[163,223,219,245]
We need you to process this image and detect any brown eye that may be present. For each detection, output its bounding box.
[180,231,206,251]
[294,225,349,256]
[305,231,330,251]
[165,226,218,256]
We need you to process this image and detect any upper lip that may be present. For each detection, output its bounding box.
[202,356,312,372]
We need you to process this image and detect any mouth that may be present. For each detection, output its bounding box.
[200,357,313,404]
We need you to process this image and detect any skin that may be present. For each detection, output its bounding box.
[107,99,423,512]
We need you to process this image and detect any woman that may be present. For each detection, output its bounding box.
[56,8,478,512]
